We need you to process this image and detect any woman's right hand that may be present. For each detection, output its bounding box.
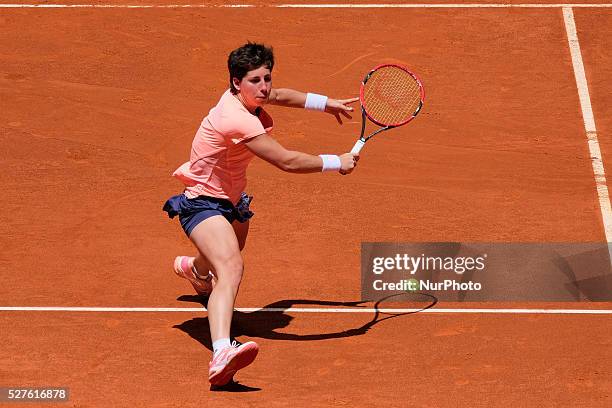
[339,153,359,175]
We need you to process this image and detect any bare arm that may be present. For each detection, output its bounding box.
[267,88,308,108]
[244,133,358,174]
[268,88,359,124]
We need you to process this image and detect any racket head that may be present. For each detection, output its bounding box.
[360,63,425,128]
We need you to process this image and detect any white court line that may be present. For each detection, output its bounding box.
[277,2,612,7]
[1,306,612,314]
[563,8,612,251]
[1,3,612,8]
[0,3,256,6]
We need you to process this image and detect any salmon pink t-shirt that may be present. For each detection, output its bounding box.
[172,90,273,203]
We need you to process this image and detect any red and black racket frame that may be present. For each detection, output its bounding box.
[358,63,425,142]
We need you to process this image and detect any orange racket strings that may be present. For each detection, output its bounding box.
[362,66,422,126]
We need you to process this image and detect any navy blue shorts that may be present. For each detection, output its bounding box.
[162,192,254,237]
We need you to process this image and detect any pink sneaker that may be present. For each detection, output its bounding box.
[209,341,259,386]
[173,256,214,296]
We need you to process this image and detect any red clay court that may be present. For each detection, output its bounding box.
[1,1,611,406]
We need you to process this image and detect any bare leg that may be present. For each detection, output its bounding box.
[193,254,215,279]
[193,219,249,276]
[189,216,243,343]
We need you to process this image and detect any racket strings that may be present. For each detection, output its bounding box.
[363,66,422,126]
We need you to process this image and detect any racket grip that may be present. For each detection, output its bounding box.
[351,139,366,154]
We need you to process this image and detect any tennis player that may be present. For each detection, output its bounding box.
[163,42,359,386]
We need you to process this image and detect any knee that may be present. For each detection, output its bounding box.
[217,257,244,288]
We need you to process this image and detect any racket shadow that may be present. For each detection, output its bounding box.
[364,292,438,331]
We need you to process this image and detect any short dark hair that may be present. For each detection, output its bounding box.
[227,42,274,94]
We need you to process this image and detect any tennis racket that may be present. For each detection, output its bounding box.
[351,64,425,154]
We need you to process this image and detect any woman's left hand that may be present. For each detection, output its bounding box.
[325,97,359,124]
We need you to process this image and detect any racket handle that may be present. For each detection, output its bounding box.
[351,139,366,154]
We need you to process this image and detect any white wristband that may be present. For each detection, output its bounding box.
[319,154,341,172]
[305,93,328,111]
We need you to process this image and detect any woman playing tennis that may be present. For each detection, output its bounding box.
[163,42,359,387]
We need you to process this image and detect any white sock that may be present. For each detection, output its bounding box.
[213,338,231,354]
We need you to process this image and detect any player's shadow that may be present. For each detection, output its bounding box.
[174,297,363,392]
[174,294,437,392]
[175,297,371,347]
